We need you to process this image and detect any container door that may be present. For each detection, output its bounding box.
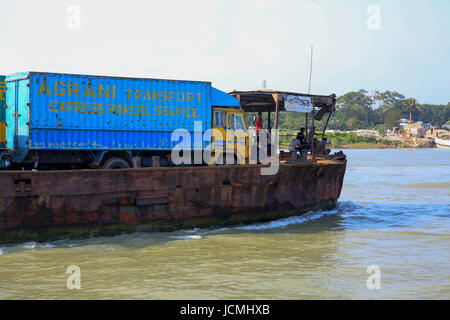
[5,79,30,151]
[16,79,30,150]
[5,80,16,149]
[0,76,6,148]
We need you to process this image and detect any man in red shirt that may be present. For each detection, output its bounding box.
[255,112,263,131]
[254,112,264,162]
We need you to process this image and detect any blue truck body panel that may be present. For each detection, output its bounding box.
[3,72,238,163]
[210,87,240,107]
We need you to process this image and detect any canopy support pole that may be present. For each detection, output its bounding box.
[311,104,316,163]
[236,94,241,110]
[322,111,333,139]
[272,94,279,129]
[305,114,308,134]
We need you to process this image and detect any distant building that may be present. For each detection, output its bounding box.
[407,121,431,129]
[408,126,425,138]
[400,120,431,130]
[397,118,409,127]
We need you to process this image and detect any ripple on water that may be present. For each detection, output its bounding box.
[397,182,450,189]
[1,149,449,299]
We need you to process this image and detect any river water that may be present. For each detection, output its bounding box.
[0,149,449,299]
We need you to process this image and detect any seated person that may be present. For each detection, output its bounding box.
[289,133,308,159]
[289,138,301,152]
[323,138,331,155]
[313,138,331,157]
[296,128,309,149]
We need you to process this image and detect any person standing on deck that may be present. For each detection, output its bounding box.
[254,112,264,162]
[255,112,263,131]
[307,126,316,146]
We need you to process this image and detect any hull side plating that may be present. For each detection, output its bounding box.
[0,161,346,243]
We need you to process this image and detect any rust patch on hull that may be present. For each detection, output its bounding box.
[0,161,346,243]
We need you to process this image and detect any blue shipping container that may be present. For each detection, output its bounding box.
[5,72,238,161]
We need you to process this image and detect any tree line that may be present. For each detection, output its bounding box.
[276,90,449,132]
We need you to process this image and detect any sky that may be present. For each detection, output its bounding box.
[0,0,449,104]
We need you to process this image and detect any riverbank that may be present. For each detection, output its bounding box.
[279,131,437,149]
[333,143,395,149]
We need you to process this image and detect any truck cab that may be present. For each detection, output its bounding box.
[212,107,249,164]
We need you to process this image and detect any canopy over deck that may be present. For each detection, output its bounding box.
[229,90,336,129]
[229,90,336,112]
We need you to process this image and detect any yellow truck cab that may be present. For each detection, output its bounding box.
[212,107,249,164]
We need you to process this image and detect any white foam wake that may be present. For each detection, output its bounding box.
[235,210,338,231]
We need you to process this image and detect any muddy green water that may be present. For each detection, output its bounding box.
[1,149,449,299]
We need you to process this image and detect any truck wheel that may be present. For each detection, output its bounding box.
[102,157,131,169]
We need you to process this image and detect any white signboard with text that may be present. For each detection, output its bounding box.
[285,95,312,113]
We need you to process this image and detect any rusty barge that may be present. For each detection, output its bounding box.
[0,158,346,243]
[0,76,347,243]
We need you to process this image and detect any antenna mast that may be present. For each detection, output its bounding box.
[308,46,316,163]
[306,46,314,133]
[308,46,313,94]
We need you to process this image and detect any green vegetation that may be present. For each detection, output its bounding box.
[279,131,399,149]
[324,132,398,148]
[248,89,448,149]
[270,89,450,132]
[326,132,373,146]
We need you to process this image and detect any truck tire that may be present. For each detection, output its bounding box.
[102,157,131,169]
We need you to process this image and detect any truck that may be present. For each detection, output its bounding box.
[0,72,250,169]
